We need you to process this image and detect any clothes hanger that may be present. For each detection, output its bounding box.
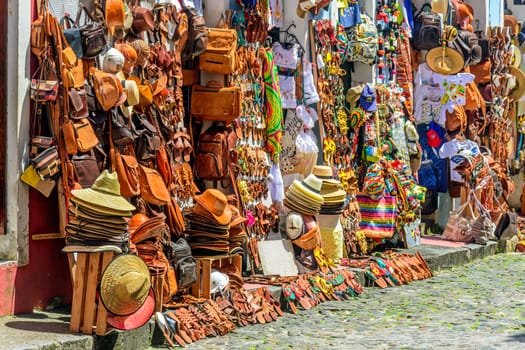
[279,23,306,54]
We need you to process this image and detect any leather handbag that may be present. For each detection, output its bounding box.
[61,119,79,154]
[191,82,241,122]
[32,146,61,180]
[68,88,89,119]
[71,150,100,188]
[30,59,59,102]
[60,15,83,58]
[292,225,321,251]
[112,145,141,198]
[73,118,99,152]
[78,22,107,58]
[443,197,475,242]
[199,28,237,74]
[131,0,155,34]
[139,164,171,206]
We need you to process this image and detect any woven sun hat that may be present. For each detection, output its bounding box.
[286,190,322,210]
[285,212,304,240]
[511,45,522,69]
[100,254,151,316]
[119,78,139,117]
[194,189,233,225]
[71,170,136,212]
[509,66,525,101]
[345,85,363,109]
[289,181,324,204]
[128,39,150,67]
[312,165,341,185]
[426,46,464,75]
[107,288,155,330]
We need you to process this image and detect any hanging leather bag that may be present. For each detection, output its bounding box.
[138,165,171,206]
[191,81,241,122]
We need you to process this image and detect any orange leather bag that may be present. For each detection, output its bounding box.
[198,28,237,74]
[292,226,321,251]
[191,81,241,122]
[139,165,171,206]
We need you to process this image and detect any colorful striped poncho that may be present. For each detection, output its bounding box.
[261,48,283,164]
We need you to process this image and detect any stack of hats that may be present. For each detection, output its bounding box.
[185,189,233,256]
[66,170,135,250]
[312,166,347,215]
[228,206,247,256]
[283,174,324,216]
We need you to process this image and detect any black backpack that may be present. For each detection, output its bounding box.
[449,29,482,67]
[182,7,208,62]
[413,4,442,51]
[163,237,197,290]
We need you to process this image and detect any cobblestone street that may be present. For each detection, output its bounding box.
[155,253,525,350]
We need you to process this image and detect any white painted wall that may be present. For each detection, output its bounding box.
[508,1,525,24]
[0,1,31,264]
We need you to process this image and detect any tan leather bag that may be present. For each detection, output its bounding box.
[292,226,321,251]
[73,118,99,152]
[198,28,237,74]
[199,51,236,74]
[61,119,78,155]
[139,164,171,206]
[204,28,237,54]
[191,82,241,122]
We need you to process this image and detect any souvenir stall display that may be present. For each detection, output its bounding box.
[25,0,521,347]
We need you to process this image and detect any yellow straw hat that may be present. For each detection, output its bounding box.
[100,255,151,316]
[426,47,464,75]
[71,170,136,212]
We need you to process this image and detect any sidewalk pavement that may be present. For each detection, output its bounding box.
[0,236,517,350]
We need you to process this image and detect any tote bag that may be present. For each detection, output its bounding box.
[357,194,397,239]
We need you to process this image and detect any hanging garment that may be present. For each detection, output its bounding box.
[261,48,283,163]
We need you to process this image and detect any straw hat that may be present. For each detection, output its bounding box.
[120,78,139,117]
[509,66,525,101]
[129,39,150,67]
[106,289,154,330]
[345,85,363,108]
[194,189,233,225]
[511,45,522,69]
[431,0,448,17]
[70,197,133,217]
[426,47,464,75]
[100,255,151,316]
[71,170,136,212]
[312,165,340,185]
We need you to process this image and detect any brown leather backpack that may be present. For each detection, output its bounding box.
[195,124,230,181]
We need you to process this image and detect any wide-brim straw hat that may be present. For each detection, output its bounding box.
[106,288,154,330]
[311,165,340,185]
[426,47,464,75]
[509,66,525,101]
[71,170,136,212]
[100,254,151,316]
[194,189,233,226]
[288,180,324,203]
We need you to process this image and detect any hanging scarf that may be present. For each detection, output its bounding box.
[261,48,283,163]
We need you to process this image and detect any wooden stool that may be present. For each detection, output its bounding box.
[191,254,242,299]
[63,245,121,335]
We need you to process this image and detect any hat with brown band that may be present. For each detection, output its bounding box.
[426,47,464,75]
